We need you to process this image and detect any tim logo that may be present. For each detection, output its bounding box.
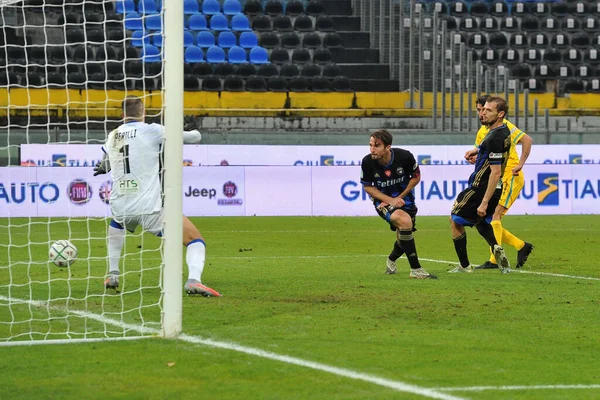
[569,154,582,164]
[417,155,431,165]
[52,154,66,167]
[320,155,334,166]
[537,173,559,206]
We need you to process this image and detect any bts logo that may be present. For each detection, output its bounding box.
[52,154,66,167]
[537,173,559,206]
[417,155,431,165]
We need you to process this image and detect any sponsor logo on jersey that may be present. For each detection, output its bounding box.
[396,167,404,175]
[68,179,92,205]
[537,173,559,206]
[99,180,112,204]
[384,170,391,177]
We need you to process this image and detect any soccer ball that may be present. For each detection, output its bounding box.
[49,240,78,267]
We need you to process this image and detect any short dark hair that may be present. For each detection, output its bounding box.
[122,96,144,118]
[476,95,490,107]
[486,96,508,116]
[371,129,393,147]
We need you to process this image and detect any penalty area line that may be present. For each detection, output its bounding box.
[436,384,600,392]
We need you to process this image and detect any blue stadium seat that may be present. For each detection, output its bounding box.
[218,31,237,48]
[206,45,226,63]
[124,12,144,31]
[196,31,215,48]
[184,30,195,47]
[188,14,208,30]
[185,46,204,63]
[239,31,258,49]
[231,14,252,31]
[223,0,242,15]
[228,46,247,63]
[131,30,151,47]
[116,0,136,14]
[138,0,158,14]
[152,32,163,47]
[209,13,230,30]
[184,0,199,15]
[202,0,221,15]
[249,46,269,64]
[146,14,162,31]
[142,45,161,62]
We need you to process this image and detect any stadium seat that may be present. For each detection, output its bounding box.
[520,16,539,32]
[46,72,65,86]
[243,0,262,16]
[576,64,593,78]
[124,13,144,31]
[210,14,230,31]
[184,0,199,15]
[306,0,324,15]
[201,75,222,91]
[280,32,300,49]
[289,75,310,91]
[322,63,342,78]
[189,15,208,30]
[431,1,448,15]
[267,75,287,91]
[481,48,500,64]
[193,62,214,76]
[224,74,245,91]
[258,62,278,77]
[459,17,478,32]
[534,64,555,79]
[273,16,293,32]
[206,45,226,63]
[138,0,158,14]
[524,78,545,93]
[231,14,252,31]
[115,0,136,14]
[249,46,269,64]
[572,1,589,15]
[304,32,323,48]
[285,0,304,16]
[301,63,321,78]
[66,29,85,44]
[550,1,569,17]
[311,76,331,92]
[145,61,162,76]
[510,33,528,49]
[315,16,335,32]
[313,48,332,64]
[543,48,562,64]
[264,0,283,16]
[564,79,585,93]
[584,49,600,65]
[246,75,267,91]
[524,48,542,64]
[294,15,314,32]
[87,29,106,44]
[184,74,200,90]
[469,2,489,17]
[468,33,487,50]
[531,33,549,48]
[489,33,508,49]
[292,48,311,64]
[259,32,280,49]
[270,47,290,64]
[142,45,161,62]
[202,0,221,15]
[227,46,247,63]
[551,34,570,50]
[331,75,352,91]
[480,17,498,32]
[511,63,531,79]
[532,1,550,16]
[450,1,468,16]
[252,15,272,31]
[542,17,561,32]
[587,78,600,92]
[185,46,204,63]
[130,30,150,47]
[564,49,583,64]
[196,31,216,48]
[218,31,237,48]
[67,72,86,88]
[213,62,235,77]
[184,30,195,47]
[280,63,300,78]
[239,31,258,49]
[490,0,508,16]
[439,17,458,31]
[583,17,600,32]
[235,62,257,77]
[146,14,162,31]
[511,2,530,17]
[562,17,581,33]
[223,0,242,15]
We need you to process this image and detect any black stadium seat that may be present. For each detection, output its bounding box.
[267,75,287,91]
[534,64,555,79]
[224,74,245,91]
[243,0,262,16]
[315,15,335,32]
[288,75,310,91]
[294,15,314,32]
[524,48,542,64]
[264,0,283,16]
[259,32,280,49]
[201,75,222,91]
[300,63,321,78]
[311,76,332,92]
[258,62,278,77]
[306,0,324,15]
[510,33,528,49]
[280,63,300,78]
[322,63,342,78]
[252,15,272,31]
[246,75,267,91]
[285,0,304,16]
[280,32,300,48]
[291,47,311,64]
[313,47,332,64]
[235,63,257,77]
[331,75,352,91]
[273,15,293,32]
[270,47,290,64]
[303,32,322,48]
[323,32,343,48]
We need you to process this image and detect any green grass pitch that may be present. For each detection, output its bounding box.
[0,215,599,400]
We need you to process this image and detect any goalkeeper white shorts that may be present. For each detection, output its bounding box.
[113,210,164,236]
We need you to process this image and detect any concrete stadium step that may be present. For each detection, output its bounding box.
[322,0,353,16]
[338,31,370,48]
[338,63,390,80]
[351,79,400,92]
[330,48,380,64]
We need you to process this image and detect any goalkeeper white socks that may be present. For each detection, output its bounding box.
[108,225,125,274]
[186,239,206,282]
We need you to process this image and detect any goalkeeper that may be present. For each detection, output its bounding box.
[94,96,221,297]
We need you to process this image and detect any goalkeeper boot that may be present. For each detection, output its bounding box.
[385,259,397,274]
[493,245,511,274]
[184,279,221,297]
[516,242,534,269]
[104,271,119,290]
[449,265,473,273]
[409,268,438,279]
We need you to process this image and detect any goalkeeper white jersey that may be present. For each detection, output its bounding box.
[103,121,164,217]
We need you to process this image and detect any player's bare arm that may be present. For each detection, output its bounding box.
[477,164,501,217]
[512,133,533,175]
[398,172,421,199]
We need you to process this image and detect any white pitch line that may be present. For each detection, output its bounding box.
[437,384,600,392]
[0,295,463,400]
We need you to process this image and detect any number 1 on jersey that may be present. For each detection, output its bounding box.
[119,144,131,173]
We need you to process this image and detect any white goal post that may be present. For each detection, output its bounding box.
[0,0,184,344]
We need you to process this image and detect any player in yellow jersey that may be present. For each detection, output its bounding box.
[464,95,535,269]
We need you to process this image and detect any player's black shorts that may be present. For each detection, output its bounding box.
[374,203,417,232]
[451,187,501,226]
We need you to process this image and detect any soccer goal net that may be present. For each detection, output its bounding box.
[0,0,184,345]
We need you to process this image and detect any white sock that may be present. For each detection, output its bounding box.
[186,240,206,282]
[108,225,125,274]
